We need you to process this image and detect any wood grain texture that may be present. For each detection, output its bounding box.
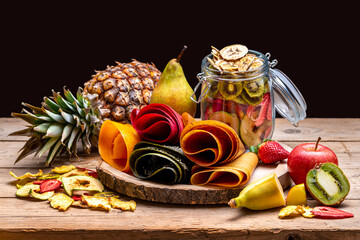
[0,118,359,239]
[97,158,291,204]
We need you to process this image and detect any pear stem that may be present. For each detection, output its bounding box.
[176,45,187,62]
[314,137,321,151]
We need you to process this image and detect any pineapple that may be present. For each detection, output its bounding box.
[10,88,102,166]
[83,59,161,123]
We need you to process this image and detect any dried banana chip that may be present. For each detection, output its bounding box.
[299,206,315,218]
[52,165,76,174]
[9,169,43,179]
[49,193,74,211]
[82,195,111,211]
[248,58,264,71]
[237,54,256,71]
[109,197,136,211]
[220,44,248,61]
[216,60,238,72]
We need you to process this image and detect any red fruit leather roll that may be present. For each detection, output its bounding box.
[131,103,184,145]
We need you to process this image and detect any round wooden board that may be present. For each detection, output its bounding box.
[96,144,292,205]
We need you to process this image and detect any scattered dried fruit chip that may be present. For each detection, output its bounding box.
[94,191,119,198]
[9,170,43,179]
[16,178,34,189]
[37,173,61,180]
[49,193,74,211]
[51,165,76,174]
[109,197,136,211]
[82,195,111,211]
[279,205,315,219]
[60,169,89,178]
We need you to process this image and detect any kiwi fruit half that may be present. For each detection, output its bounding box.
[243,78,264,98]
[219,81,243,100]
[306,162,350,206]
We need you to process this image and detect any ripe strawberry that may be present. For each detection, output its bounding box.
[251,140,289,164]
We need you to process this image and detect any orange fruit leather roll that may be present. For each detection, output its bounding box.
[180,119,245,166]
[98,120,141,173]
[190,152,259,188]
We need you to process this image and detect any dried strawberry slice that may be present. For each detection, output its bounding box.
[39,179,61,193]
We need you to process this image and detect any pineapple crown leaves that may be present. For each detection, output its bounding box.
[9,87,102,166]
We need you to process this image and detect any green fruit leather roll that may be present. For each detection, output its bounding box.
[129,141,193,184]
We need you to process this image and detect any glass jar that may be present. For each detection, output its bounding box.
[191,50,307,149]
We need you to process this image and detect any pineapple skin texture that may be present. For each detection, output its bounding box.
[150,59,197,117]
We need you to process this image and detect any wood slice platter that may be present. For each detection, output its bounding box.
[97,144,292,205]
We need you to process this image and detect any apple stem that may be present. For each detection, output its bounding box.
[315,137,321,151]
[176,45,187,63]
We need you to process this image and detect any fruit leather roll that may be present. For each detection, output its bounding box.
[190,152,259,188]
[180,120,245,166]
[129,141,193,184]
[131,103,184,145]
[98,120,141,173]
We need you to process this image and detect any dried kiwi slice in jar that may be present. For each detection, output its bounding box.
[243,78,265,98]
[241,90,263,106]
[219,81,243,100]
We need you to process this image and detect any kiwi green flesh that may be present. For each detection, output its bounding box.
[306,162,350,206]
[209,111,240,135]
[244,79,264,98]
[242,90,263,106]
[219,81,243,100]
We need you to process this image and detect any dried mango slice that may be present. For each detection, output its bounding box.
[52,165,76,174]
[82,195,111,211]
[109,197,136,211]
[49,193,74,211]
[9,169,43,179]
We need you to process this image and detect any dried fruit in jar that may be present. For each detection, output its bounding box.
[220,44,248,61]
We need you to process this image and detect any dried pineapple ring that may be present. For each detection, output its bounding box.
[49,193,74,211]
[109,197,136,211]
[81,195,111,211]
[9,170,43,179]
[51,165,76,174]
[220,44,248,61]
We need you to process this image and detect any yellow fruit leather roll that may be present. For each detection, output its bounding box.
[98,120,141,173]
[190,152,259,188]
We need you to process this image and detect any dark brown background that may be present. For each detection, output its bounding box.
[2,2,358,119]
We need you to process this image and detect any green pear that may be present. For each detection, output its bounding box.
[150,46,197,117]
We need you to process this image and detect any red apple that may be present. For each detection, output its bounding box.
[287,137,338,185]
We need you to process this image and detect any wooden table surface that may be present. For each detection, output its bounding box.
[1,118,359,240]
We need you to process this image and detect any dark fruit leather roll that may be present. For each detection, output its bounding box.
[131,103,184,145]
[129,141,193,184]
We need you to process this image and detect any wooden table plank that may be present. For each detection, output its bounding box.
[1,118,360,239]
